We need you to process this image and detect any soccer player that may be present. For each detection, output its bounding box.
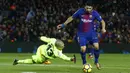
[57,4,106,70]
[13,36,76,65]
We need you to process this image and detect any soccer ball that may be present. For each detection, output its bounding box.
[83,64,92,73]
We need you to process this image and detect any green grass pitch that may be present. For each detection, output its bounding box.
[0,53,130,73]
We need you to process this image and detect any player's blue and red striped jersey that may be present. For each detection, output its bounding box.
[72,8,102,32]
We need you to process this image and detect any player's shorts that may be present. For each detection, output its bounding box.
[77,31,98,46]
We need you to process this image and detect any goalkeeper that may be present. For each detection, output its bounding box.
[13,36,76,65]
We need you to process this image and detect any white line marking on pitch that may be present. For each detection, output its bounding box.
[0,63,130,70]
[21,72,36,73]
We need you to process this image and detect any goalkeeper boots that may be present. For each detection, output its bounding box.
[13,59,18,65]
[43,60,51,64]
[88,54,93,59]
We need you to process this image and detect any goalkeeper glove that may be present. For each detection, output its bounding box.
[70,54,76,64]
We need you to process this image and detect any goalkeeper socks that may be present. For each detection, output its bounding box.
[17,59,34,64]
[80,51,87,65]
[94,49,100,63]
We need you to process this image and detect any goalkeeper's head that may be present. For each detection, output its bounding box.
[55,39,64,50]
[85,3,93,13]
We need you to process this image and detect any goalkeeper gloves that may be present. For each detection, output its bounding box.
[70,54,76,64]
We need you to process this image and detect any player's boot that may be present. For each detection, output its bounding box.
[43,60,51,64]
[88,54,93,59]
[95,63,101,70]
[13,59,18,65]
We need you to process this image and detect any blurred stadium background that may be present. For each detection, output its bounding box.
[0,0,130,53]
[0,0,130,73]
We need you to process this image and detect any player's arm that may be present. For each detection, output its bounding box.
[100,20,106,33]
[57,9,81,29]
[63,16,73,26]
[56,51,76,62]
[58,52,71,61]
[95,11,106,33]
[40,36,56,43]
[57,16,73,29]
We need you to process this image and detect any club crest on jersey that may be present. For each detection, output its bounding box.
[89,15,92,18]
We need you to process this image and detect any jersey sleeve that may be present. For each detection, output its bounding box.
[40,36,56,44]
[94,11,102,22]
[56,51,71,61]
[72,9,82,18]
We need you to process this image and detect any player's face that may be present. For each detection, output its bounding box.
[85,6,93,13]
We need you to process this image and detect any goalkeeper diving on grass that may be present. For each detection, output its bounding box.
[13,36,76,65]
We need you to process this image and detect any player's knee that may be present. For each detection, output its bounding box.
[93,43,99,50]
[94,46,99,50]
[81,46,86,53]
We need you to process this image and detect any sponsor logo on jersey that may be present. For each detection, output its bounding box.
[81,19,92,23]
[81,15,85,17]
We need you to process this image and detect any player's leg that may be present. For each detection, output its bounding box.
[93,42,101,70]
[88,41,94,59]
[80,46,87,66]
[37,45,51,64]
[92,32,101,70]
[13,46,46,65]
[88,45,94,59]
[13,59,34,65]
[77,34,87,66]
[32,45,46,64]
[93,43,100,63]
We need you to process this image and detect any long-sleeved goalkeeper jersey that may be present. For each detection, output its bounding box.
[39,36,71,61]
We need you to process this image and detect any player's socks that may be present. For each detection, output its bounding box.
[17,59,34,64]
[94,49,101,70]
[90,48,94,55]
[88,48,94,58]
[80,51,87,65]
[94,49,99,63]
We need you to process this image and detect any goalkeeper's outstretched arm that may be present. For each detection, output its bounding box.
[40,36,56,43]
[57,52,71,61]
[56,51,76,63]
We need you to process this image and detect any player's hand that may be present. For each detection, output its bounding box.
[57,24,62,29]
[101,29,106,33]
[57,24,65,29]
[70,54,76,64]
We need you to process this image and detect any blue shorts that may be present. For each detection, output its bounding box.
[77,31,98,46]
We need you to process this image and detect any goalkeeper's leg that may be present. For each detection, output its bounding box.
[13,46,46,65]
[13,55,45,65]
[17,59,34,64]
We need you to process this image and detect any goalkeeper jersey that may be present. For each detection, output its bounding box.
[40,36,71,61]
